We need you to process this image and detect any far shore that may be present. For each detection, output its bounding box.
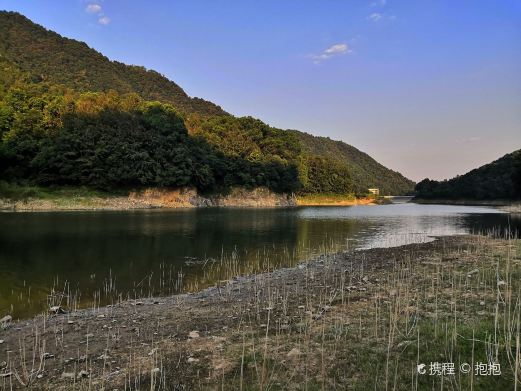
[413,197,521,213]
[0,186,386,212]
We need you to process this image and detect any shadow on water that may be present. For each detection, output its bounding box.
[0,203,519,318]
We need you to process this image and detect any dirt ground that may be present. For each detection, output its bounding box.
[0,235,518,390]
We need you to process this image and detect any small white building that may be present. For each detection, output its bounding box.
[368,188,380,196]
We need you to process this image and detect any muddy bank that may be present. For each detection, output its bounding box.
[0,187,296,212]
[1,235,516,390]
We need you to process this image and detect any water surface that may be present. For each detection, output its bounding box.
[0,202,518,318]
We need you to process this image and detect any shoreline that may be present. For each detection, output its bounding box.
[0,187,383,212]
[413,198,521,213]
[1,235,519,389]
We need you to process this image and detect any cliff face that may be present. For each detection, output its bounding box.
[0,187,297,211]
[129,187,297,208]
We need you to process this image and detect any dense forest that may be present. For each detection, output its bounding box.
[0,11,415,196]
[415,150,521,200]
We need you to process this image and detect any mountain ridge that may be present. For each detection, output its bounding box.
[0,10,415,196]
[415,150,521,200]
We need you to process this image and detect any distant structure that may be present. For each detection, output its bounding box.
[368,188,380,197]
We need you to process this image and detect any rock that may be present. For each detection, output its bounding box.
[187,357,199,364]
[480,301,485,306]
[37,374,43,379]
[0,340,4,344]
[61,372,75,380]
[50,306,66,314]
[78,370,89,379]
[188,330,200,339]
[287,348,300,359]
[0,315,12,328]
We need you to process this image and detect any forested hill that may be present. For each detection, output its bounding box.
[0,12,226,117]
[0,11,415,196]
[291,130,414,195]
[415,150,521,200]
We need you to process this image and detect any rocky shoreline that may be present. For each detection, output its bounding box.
[1,235,517,390]
[0,187,297,212]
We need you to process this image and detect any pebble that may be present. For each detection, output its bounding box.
[287,347,300,359]
[188,330,200,339]
[0,315,12,327]
[50,306,66,314]
[78,370,89,378]
[187,357,199,364]
[0,340,4,344]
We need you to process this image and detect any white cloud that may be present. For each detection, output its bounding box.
[98,16,111,25]
[367,12,395,22]
[311,43,351,64]
[367,13,383,22]
[85,4,102,14]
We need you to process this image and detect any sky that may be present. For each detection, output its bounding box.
[0,0,520,181]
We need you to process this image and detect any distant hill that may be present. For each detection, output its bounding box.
[0,12,226,117]
[0,11,414,196]
[415,150,521,200]
[291,130,415,195]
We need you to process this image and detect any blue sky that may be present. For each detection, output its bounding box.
[1,0,520,181]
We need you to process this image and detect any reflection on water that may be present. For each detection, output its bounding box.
[0,203,518,318]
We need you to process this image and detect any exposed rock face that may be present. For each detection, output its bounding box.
[130,187,297,208]
[0,187,297,211]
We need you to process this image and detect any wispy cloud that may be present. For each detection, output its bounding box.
[367,12,383,22]
[98,16,111,26]
[85,4,101,14]
[311,43,352,64]
[367,12,395,22]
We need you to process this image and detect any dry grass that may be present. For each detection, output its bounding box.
[1,234,520,390]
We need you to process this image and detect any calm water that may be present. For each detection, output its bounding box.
[0,202,519,319]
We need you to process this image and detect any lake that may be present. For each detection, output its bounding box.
[0,202,519,319]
